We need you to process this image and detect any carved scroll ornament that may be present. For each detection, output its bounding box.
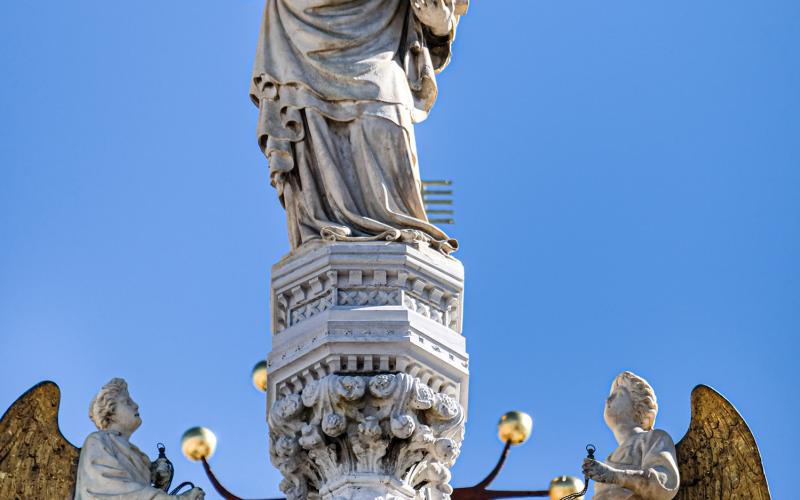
[268,373,465,499]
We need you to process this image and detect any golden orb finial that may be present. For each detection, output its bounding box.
[548,475,585,500]
[497,411,533,445]
[181,426,218,461]
[251,360,268,393]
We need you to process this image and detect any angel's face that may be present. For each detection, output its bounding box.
[604,385,634,430]
[112,391,142,435]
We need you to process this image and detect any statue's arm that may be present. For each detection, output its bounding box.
[411,0,457,36]
[585,430,679,500]
[76,433,172,500]
[614,460,679,500]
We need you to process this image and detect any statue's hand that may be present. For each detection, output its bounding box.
[582,458,620,484]
[411,0,455,36]
[176,487,205,500]
[271,171,287,197]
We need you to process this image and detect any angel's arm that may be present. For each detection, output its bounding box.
[583,431,679,499]
[616,430,679,500]
[75,433,171,500]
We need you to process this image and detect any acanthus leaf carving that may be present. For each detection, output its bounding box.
[269,373,464,500]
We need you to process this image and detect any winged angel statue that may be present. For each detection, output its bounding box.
[0,379,203,500]
[582,371,770,500]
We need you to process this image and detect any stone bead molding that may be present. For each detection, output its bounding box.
[268,373,465,500]
[274,268,460,333]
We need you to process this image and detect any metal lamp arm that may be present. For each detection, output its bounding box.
[200,456,284,500]
[451,442,549,499]
[474,440,511,489]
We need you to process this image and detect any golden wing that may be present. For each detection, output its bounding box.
[674,384,770,499]
[0,381,81,500]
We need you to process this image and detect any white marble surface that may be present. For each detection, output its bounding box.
[268,373,464,500]
[584,372,679,500]
[267,242,469,409]
[265,242,469,499]
[75,379,204,500]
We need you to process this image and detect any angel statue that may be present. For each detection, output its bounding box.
[250,0,467,255]
[75,378,205,499]
[582,371,771,500]
[0,379,204,500]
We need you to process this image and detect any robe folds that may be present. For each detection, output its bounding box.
[593,430,680,500]
[74,431,169,500]
[250,0,463,253]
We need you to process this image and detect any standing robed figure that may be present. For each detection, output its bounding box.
[250,0,466,254]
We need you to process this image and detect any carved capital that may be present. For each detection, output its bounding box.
[268,373,465,500]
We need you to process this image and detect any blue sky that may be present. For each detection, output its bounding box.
[1,1,798,498]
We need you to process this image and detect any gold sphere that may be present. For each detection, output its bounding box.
[549,475,585,500]
[251,360,268,393]
[497,411,533,445]
[181,427,217,461]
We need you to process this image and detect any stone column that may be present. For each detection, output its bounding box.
[266,242,468,499]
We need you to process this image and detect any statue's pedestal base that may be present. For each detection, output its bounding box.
[268,242,468,407]
[266,242,468,500]
[321,475,416,500]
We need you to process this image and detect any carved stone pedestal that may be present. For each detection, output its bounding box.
[267,243,469,499]
[322,477,416,500]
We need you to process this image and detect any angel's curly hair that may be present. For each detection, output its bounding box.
[611,371,658,430]
[89,378,128,430]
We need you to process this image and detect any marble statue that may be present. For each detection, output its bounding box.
[74,378,205,500]
[583,372,679,500]
[580,372,772,500]
[250,0,467,254]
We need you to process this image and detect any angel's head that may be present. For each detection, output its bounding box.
[89,378,141,436]
[604,371,658,432]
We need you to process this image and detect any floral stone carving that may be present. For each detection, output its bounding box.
[268,373,465,500]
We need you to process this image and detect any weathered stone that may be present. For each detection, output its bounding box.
[265,242,469,499]
[269,373,464,500]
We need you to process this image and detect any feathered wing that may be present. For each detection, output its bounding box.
[674,384,770,499]
[0,381,81,500]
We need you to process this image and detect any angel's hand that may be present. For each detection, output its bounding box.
[582,458,620,484]
[176,487,205,500]
[411,0,455,36]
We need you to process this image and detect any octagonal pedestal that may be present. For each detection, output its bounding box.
[266,242,469,500]
[267,242,469,408]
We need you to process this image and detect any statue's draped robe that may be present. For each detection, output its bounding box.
[74,431,168,500]
[594,430,680,500]
[250,0,460,253]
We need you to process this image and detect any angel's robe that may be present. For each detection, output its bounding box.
[593,429,680,500]
[249,0,462,253]
[74,430,169,500]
